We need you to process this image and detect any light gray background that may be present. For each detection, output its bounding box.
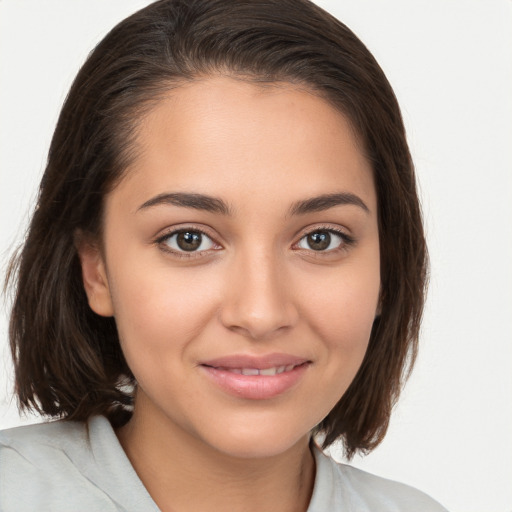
[1,1,511,511]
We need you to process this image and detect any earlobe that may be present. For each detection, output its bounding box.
[75,232,114,317]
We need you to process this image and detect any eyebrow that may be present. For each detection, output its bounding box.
[289,192,370,216]
[137,192,232,215]
[137,191,369,216]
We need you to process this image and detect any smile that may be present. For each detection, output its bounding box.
[207,364,299,376]
[199,355,311,400]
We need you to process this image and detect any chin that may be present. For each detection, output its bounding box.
[197,420,312,460]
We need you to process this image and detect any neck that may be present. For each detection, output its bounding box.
[116,393,316,512]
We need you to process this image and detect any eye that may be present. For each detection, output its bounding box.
[161,230,217,253]
[296,229,351,252]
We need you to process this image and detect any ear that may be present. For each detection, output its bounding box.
[75,232,114,317]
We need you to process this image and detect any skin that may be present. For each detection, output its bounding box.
[78,76,380,512]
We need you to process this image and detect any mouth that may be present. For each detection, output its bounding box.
[199,354,311,400]
[202,362,307,376]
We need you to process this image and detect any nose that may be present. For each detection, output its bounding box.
[219,248,299,340]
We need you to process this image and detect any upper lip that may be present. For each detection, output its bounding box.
[200,353,311,370]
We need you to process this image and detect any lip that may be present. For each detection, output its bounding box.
[199,353,311,400]
[200,353,309,370]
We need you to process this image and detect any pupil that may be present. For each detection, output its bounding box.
[308,231,330,251]
[177,231,201,251]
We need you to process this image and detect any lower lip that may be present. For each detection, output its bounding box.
[200,363,310,400]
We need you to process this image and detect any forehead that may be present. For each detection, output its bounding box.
[110,76,376,215]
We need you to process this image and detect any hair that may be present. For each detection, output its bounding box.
[6,0,427,459]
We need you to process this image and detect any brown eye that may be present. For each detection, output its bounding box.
[177,231,202,251]
[163,230,216,252]
[297,229,349,252]
[306,231,331,251]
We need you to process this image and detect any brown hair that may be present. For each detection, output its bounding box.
[6,0,427,459]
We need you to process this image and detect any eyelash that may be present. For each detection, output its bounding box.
[294,226,356,255]
[154,225,355,259]
[155,227,220,259]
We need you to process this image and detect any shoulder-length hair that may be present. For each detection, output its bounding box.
[6,0,427,459]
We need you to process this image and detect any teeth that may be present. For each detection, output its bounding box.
[241,368,260,376]
[219,365,299,375]
[259,367,277,376]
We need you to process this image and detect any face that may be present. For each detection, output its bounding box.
[80,76,380,459]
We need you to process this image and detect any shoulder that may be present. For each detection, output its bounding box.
[309,447,449,512]
[0,417,99,475]
[0,418,110,511]
[0,416,158,512]
[1,417,90,453]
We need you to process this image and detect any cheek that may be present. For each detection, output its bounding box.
[300,256,380,395]
[108,262,222,359]
[305,264,380,345]
[286,260,380,428]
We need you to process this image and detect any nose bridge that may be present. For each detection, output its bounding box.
[220,242,298,339]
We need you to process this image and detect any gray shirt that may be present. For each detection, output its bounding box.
[0,416,448,511]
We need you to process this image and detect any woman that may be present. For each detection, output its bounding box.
[0,0,447,510]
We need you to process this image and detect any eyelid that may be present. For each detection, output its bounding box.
[294,223,353,241]
[154,224,223,257]
[153,223,355,258]
[292,224,356,252]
